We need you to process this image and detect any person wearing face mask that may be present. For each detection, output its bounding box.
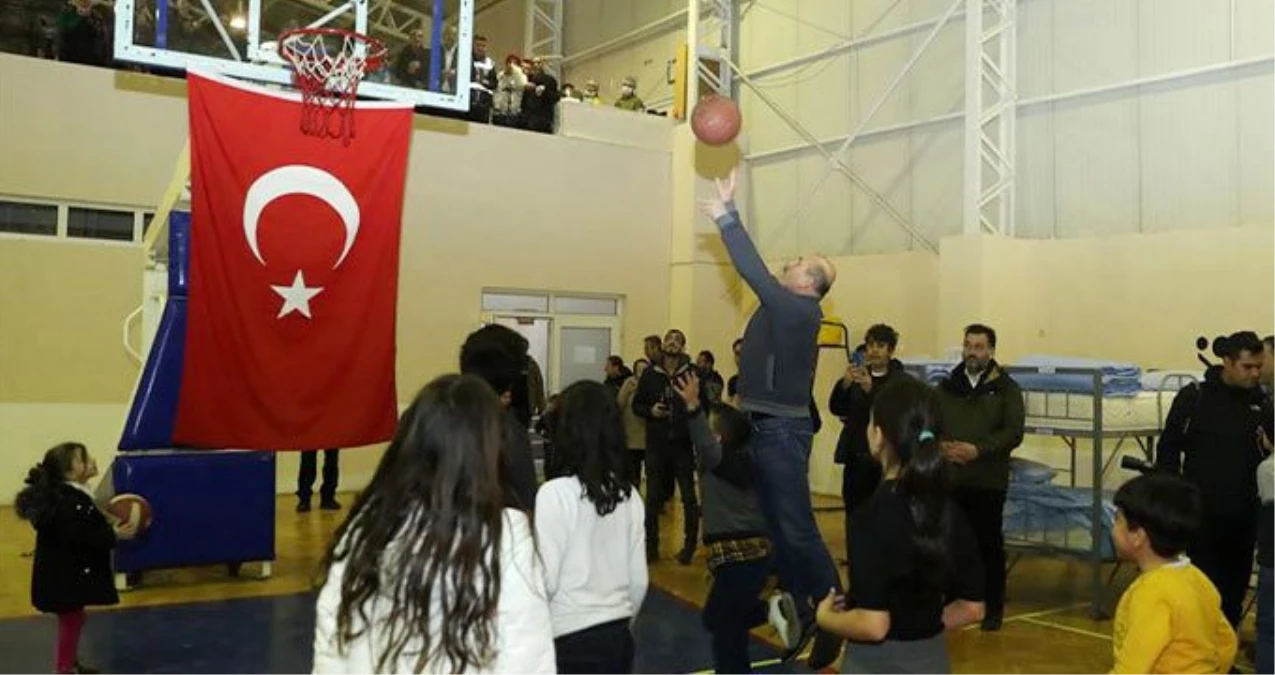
[582,80,602,106]
[1156,330,1274,629]
[614,76,645,112]
[933,323,1025,632]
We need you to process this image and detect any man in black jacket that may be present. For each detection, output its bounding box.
[633,328,702,564]
[934,323,1025,631]
[460,326,540,513]
[828,324,910,554]
[1156,330,1273,627]
[521,57,559,133]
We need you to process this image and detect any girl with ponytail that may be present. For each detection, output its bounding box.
[815,379,985,673]
[15,442,136,674]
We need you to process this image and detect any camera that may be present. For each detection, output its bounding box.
[1120,455,1156,476]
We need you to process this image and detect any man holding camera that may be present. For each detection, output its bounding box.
[634,329,703,564]
[1156,331,1274,628]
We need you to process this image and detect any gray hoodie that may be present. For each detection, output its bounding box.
[688,410,767,542]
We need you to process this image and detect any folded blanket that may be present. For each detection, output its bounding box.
[1010,355,1142,397]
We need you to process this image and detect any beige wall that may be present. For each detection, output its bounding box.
[0,54,674,503]
[1,53,1271,504]
[935,228,1275,368]
[0,239,144,402]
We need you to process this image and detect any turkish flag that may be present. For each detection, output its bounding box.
[174,72,412,450]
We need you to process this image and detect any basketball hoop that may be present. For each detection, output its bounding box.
[278,27,387,145]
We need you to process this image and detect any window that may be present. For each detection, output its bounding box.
[553,295,618,316]
[68,207,136,242]
[0,200,57,236]
[142,211,156,237]
[481,292,550,313]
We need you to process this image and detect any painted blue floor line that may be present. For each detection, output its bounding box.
[0,589,811,674]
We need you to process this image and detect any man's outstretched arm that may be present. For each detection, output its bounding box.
[701,170,786,306]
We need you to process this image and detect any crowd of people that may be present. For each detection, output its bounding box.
[383,27,651,133]
[12,161,1274,675]
[6,0,654,137]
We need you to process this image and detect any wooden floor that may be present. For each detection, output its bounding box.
[0,492,1256,673]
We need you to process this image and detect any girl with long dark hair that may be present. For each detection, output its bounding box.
[534,380,648,673]
[816,379,985,673]
[16,442,136,674]
[312,374,555,673]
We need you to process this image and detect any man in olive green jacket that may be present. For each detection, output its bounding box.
[935,323,1025,632]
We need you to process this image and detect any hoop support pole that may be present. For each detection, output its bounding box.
[142,139,192,257]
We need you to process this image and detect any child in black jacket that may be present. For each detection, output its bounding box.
[15,443,136,674]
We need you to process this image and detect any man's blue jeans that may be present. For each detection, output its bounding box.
[748,415,841,620]
[1258,565,1272,675]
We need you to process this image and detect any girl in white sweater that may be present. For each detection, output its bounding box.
[536,380,648,673]
[313,374,555,674]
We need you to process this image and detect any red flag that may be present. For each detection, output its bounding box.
[174,72,412,450]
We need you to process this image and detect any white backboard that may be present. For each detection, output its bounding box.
[113,0,474,110]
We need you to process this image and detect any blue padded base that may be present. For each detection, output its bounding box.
[111,450,276,573]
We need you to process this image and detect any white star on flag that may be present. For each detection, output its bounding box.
[271,270,323,319]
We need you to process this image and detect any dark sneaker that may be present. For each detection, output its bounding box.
[319,498,342,511]
[675,546,695,566]
[807,628,843,670]
[980,609,1004,631]
[296,501,311,513]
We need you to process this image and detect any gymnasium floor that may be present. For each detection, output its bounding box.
[0,492,1257,674]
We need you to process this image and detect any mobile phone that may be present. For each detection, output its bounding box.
[851,350,865,368]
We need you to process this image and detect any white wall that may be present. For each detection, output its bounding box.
[561,0,1275,256]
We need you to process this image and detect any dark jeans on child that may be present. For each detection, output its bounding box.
[1258,565,1272,675]
[554,618,634,674]
[703,548,773,674]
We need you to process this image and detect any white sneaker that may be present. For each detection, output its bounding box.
[767,591,802,651]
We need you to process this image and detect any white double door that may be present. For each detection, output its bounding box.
[484,313,620,395]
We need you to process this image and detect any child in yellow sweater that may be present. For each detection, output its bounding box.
[1110,474,1237,674]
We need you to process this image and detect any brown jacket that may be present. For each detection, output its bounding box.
[617,376,645,451]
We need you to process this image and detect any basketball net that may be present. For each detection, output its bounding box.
[279,28,387,146]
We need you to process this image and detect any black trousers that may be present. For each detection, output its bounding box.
[841,453,883,561]
[298,449,339,502]
[554,618,634,674]
[703,555,772,674]
[645,443,698,554]
[954,485,1007,614]
[1192,509,1258,627]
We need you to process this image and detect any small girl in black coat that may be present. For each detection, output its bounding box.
[15,442,137,674]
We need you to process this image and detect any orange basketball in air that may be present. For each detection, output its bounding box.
[691,95,742,146]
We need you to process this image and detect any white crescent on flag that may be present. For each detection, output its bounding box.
[242,165,361,269]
